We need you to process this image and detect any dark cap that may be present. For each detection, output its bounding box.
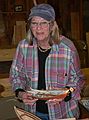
[28,4,55,21]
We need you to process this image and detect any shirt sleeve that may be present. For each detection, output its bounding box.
[67,49,85,99]
[9,42,27,92]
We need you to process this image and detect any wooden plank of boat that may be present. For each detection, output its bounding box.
[58,118,76,120]
[14,106,41,120]
[14,106,76,120]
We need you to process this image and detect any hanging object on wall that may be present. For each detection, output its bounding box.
[14,5,23,12]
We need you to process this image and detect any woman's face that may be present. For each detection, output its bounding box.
[30,16,51,42]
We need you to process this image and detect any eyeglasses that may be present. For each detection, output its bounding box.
[31,21,50,28]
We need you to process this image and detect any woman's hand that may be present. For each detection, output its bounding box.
[18,91,38,105]
[46,98,63,105]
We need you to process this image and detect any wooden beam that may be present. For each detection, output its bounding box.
[71,12,80,40]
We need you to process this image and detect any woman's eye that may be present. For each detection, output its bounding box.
[31,22,38,26]
[41,22,47,25]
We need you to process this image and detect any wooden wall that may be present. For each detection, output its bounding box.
[0,0,83,45]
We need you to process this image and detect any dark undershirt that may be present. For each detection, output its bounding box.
[36,47,51,114]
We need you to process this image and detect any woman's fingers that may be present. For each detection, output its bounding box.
[46,98,63,105]
[23,98,38,105]
[19,91,38,105]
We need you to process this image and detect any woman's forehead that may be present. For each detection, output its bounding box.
[31,16,48,22]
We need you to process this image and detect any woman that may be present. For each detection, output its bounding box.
[10,3,85,120]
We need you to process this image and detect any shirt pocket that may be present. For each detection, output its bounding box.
[57,72,68,87]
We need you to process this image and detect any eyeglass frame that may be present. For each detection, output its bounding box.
[30,21,51,28]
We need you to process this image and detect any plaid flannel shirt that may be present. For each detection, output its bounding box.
[10,35,85,119]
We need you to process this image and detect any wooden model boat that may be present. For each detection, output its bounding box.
[14,106,41,120]
[27,88,70,100]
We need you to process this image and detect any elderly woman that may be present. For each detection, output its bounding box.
[10,3,85,120]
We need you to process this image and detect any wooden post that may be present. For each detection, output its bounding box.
[12,21,26,46]
[86,32,89,66]
[71,12,80,41]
